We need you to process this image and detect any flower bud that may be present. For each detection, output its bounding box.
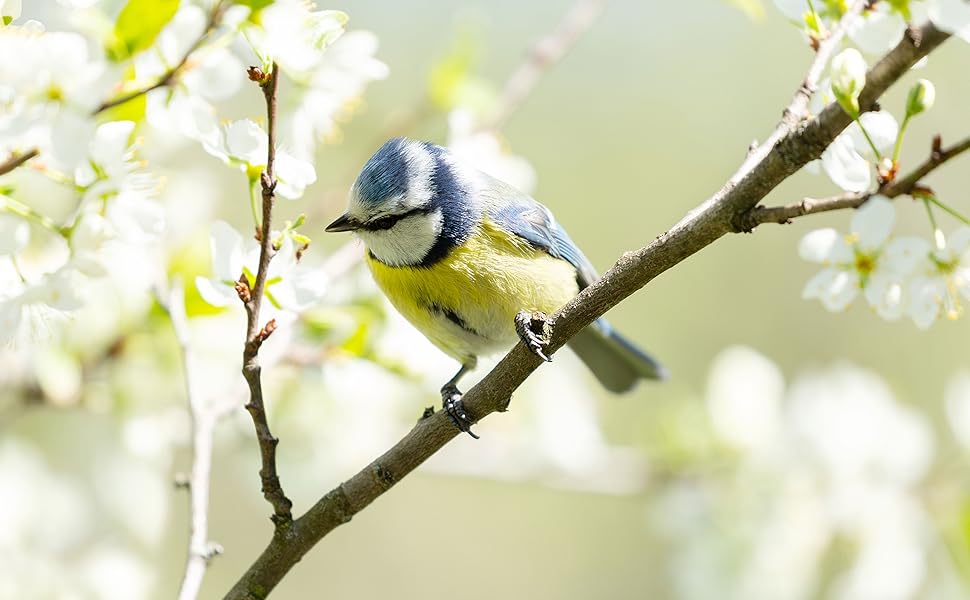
[905,79,935,118]
[830,48,867,118]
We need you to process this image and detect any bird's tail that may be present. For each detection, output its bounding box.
[567,319,667,393]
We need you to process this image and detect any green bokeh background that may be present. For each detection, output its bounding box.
[17,1,970,598]
[199,2,969,598]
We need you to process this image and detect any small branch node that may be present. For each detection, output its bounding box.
[174,472,191,490]
[256,319,277,344]
[247,65,267,83]
[235,273,252,303]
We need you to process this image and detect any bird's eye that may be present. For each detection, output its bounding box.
[367,215,399,230]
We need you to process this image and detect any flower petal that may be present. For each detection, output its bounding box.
[850,111,899,158]
[864,272,905,321]
[209,221,244,280]
[847,5,906,54]
[0,214,29,256]
[799,228,850,263]
[882,235,931,276]
[930,0,970,42]
[225,120,267,166]
[908,276,943,329]
[852,195,894,251]
[821,131,872,192]
[803,268,858,312]
[195,276,236,307]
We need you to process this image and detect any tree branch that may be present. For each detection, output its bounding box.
[0,148,39,176]
[93,1,226,115]
[485,0,606,131]
[158,281,235,600]
[224,16,950,600]
[742,134,970,226]
[238,62,293,528]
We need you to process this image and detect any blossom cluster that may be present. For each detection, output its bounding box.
[765,1,970,327]
[0,0,389,345]
[657,346,970,600]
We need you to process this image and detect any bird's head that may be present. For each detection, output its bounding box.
[326,137,476,266]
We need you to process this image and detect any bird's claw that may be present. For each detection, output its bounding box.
[515,311,553,362]
[441,385,479,439]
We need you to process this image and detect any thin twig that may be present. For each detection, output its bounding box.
[239,62,293,527]
[742,134,970,226]
[485,0,606,130]
[0,148,39,176]
[93,1,226,115]
[224,16,949,600]
[157,281,235,600]
[782,0,866,126]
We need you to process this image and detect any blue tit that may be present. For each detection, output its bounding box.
[326,137,666,437]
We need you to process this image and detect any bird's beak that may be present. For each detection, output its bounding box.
[325,213,362,232]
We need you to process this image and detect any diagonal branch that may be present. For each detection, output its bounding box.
[158,281,236,600]
[0,148,39,176]
[742,134,970,226]
[94,1,226,115]
[224,17,950,600]
[239,63,293,528]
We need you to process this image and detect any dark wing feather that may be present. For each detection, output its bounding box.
[485,177,599,289]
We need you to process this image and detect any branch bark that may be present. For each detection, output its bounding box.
[158,281,236,600]
[0,148,39,176]
[238,63,293,528]
[224,15,950,600]
[93,1,226,115]
[742,134,970,226]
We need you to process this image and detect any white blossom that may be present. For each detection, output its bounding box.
[280,30,389,159]
[195,220,326,312]
[0,25,106,170]
[201,119,317,199]
[800,196,928,318]
[821,111,898,192]
[75,121,164,242]
[847,3,907,54]
[0,212,29,255]
[137,5,244,142]
[907,226,970,328]
[243,1,347,77]
[927,0,970,43]
[0,265,84,344]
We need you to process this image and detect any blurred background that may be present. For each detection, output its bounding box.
[4,0,970,598]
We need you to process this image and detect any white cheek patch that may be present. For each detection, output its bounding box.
[358,209,444,267]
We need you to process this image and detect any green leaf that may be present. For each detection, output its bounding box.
[726,0,765,20]
[110,0,181,61]
[2,16,12,26]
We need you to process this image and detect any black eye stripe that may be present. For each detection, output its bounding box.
[360,207,429,231]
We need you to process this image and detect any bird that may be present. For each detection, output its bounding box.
[326,137,666,437]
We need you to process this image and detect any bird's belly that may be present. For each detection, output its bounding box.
[366,233,579,363]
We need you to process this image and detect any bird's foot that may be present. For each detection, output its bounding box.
[441,385,479,439]
[515,311,553,362]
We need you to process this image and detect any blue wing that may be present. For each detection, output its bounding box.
[485,178,599,289]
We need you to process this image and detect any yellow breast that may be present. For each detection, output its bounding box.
[365,219,579,362]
